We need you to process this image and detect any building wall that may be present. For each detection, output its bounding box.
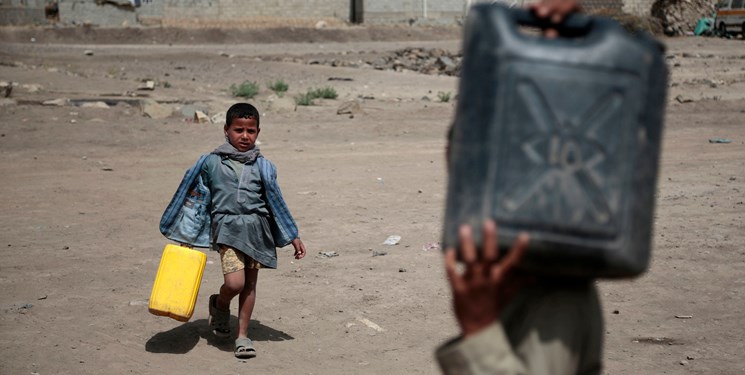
[159,0,349,27]
[364,0,468,24]
[58,1,138,26]
[1,0,659,27]
[49,0,351,27]
[0,0,48,25]
[622,0,656,16]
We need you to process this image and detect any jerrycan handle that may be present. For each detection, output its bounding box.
[500,5,603,40]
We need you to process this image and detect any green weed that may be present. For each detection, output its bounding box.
[294,92,315,106]
[267,79,289,96]
[437,91,452,103]
[230,81,260,98]
[309,86,338,99]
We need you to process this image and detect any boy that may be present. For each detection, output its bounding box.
[160,103,306,359]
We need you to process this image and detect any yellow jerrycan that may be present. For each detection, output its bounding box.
[149,244,207,322]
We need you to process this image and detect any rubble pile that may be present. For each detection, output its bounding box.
[651,0,716,36]
[368,47,462,76]
[298,47,463,76]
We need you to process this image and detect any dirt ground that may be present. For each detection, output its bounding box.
[1,25,744,375]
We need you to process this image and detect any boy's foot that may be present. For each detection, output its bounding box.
[208,294,231,338]
[234,337,256,359]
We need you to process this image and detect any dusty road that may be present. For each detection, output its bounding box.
[1,27,744,374]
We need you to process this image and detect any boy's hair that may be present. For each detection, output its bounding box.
[225,103,260,128]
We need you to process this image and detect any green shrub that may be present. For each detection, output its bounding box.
[230,81,260,98]
[267,79,289,96]
[437,91,452,103]
[309,86,338,99]
[294,86,339,106]
[294,92,315,106]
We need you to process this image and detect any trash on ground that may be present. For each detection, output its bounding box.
[675,94,694,103]
[42,98,69,106]
[138,80,155,91]
[422,242,441,251]
[318,251,339,258]
[372,251,387,257]
[357,317,385,332]
[708,138,732,144]
[382,235,401,246]
[194,110,210,123]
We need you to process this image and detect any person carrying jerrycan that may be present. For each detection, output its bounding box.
[437,0,668,372]
[160,103,307,359]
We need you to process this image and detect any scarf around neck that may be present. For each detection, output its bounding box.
[211,142,261,164]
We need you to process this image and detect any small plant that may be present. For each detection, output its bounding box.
[437,91,452,103]
[267,79,289,96]
[310,86,338,99]
[294,86,339,106]
[230,81,260,98]
[162,81,172,88]
[294,92,315,106]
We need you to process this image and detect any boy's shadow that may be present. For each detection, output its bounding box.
[145,317,294,354]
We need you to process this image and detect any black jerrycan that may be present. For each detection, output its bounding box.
[443,4,668,278]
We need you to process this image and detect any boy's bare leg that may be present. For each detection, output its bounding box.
[237,268,259,338]
[217,270,245,311]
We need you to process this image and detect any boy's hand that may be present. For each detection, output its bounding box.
[530,0,582,38]
[444,220,529,338]
[292,238,306,260]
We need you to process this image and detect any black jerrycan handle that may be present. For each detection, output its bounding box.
[500,5,601,39]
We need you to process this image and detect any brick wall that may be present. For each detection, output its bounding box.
[582,0,624,11]
[0,0,48,25]
[364,0,468,24]
[160,0,349,26]
[2,0,658,26]
[621,0,656,16]
[58,1,138,26]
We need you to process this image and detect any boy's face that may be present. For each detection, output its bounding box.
[225,117,260,152]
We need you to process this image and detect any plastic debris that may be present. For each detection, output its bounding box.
[708,138,732,144]
[357,317,385,332]
[382,235,401,246]
[422,242,441,251]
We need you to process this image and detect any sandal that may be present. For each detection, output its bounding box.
[234,337,256,359]
[208,294,231,338]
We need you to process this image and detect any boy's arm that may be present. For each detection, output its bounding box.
[258,158,301,247]
[292,238,306,260]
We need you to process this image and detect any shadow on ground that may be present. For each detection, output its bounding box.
[145,318,294,354]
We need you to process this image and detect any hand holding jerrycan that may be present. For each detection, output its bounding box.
[443,4,668,278]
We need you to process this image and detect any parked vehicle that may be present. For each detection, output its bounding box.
[715,0,745,36]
